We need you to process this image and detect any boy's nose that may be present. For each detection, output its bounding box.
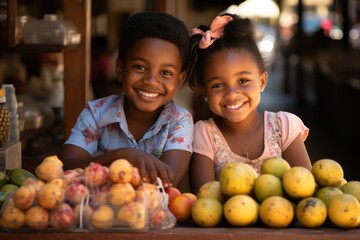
[144,72,158,83]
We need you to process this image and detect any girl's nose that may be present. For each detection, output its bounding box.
[224,86,240,99]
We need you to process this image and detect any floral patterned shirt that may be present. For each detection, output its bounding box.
[193,111,309,179]
[65,94,194,158]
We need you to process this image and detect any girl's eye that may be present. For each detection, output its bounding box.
[161,70,174,77]
[210,83,223,89]
[238,79,250,84]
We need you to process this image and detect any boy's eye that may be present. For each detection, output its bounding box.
[134,65,145,71]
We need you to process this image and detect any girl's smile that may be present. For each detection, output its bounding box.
[224,102,245,111]
[203,49,267,123]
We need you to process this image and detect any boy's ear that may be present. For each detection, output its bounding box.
[176,71,187,90]
[116,59,123,82]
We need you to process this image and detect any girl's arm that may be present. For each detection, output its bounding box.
[189,153,216,194]
[283,133,312,170]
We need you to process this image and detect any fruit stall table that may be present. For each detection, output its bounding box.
[1,226,360,240]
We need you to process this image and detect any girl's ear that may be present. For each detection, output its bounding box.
[260,71,268,92]
[116,59,123,82]
[201,88,206,98]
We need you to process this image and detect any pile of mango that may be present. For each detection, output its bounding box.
[0,168,37,207]
[191,158,360,229]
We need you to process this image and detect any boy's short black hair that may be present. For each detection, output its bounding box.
[117,12,189,71]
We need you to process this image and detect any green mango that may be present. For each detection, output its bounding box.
[6,168,37,187]
[0,191,4,208]
[0,183,19,197]
[0,171,6,189]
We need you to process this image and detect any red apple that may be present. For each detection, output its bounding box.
[182,192,197,204]
[84,162,109,187]
[150,206,176,229]
[130,167,142,188]
[168,194,193,223]
[49,203,76,230]
[165,187,181,204]
[65,182,90,204]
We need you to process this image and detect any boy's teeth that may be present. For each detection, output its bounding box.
[138,90,159,97]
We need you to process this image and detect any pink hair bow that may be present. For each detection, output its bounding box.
[191,15,233,49]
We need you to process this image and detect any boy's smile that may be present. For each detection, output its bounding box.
[120,38,184,114]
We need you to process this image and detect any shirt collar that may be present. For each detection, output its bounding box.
[97,95,126,128]
[97,94,179,133]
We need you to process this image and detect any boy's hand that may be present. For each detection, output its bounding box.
[122,148,174,187]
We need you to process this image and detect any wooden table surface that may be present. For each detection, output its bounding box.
[1,226,360,240]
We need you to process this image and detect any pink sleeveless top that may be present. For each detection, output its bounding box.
[193,111,309,179]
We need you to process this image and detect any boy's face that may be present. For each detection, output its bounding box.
[118,38,184,113]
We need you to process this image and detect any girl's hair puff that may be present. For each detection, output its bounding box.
[187,14,265,93]
[117,12,189,71]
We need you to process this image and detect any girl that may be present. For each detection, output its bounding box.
[58,12,193,188]
[187,14,312,194]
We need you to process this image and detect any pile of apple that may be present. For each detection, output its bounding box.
[0,156,176,231]
[165,187,197,223]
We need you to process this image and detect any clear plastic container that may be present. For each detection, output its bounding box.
[22,14,81,46]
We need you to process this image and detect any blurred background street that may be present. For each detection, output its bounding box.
[1,0,359,180]
[258,49,359,181]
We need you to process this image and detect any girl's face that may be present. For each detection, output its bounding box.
[202,49,267,123]
[118,38,184,113]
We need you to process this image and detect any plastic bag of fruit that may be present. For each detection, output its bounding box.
[0,156,176,232]
[77,177,176,232]
[149,177,177,230]
[72,159,176,232]
[0,177,78,232]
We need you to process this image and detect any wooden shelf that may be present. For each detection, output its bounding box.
[2,44,78,53]
[6,0,91,140]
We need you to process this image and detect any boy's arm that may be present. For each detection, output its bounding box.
[58,144,176,187]
[161,149,191,188]
[58,144,92,170]
[158,109,194,188]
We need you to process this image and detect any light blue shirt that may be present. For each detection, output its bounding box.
[65,94,194,158]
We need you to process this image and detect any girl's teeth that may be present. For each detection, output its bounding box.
[138,90,159,98]
[227,104,241,109]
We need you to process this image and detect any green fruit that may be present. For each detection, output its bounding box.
[0,171,6,189]
[6,168,36,187]
[0,179,5,190]
[0,191,4,207]
[0,183,19,196]
[0,171,5,180]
